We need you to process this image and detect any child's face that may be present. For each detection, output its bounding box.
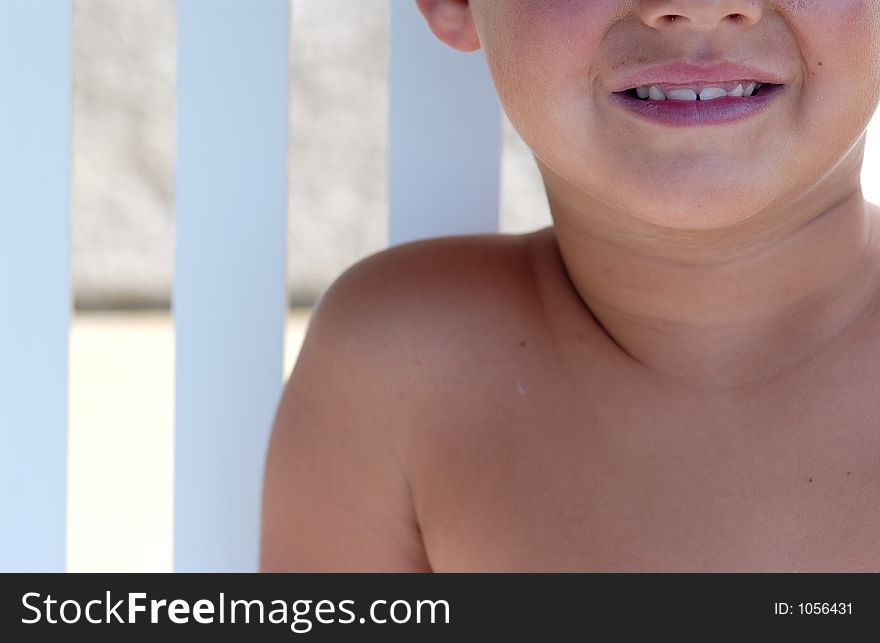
[466,1,880,229]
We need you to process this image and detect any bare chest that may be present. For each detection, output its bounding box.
[408,367,880,572]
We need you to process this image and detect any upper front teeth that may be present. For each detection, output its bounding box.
[696,87,727,100]
[667,88,699,100]
[635,82,761,101]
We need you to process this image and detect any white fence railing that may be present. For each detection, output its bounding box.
[0,0,72,573]
[0,0,500,572]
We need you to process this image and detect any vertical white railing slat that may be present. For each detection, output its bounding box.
[0,0,72,572]
[388,1,501,245]
[174,0,289,572]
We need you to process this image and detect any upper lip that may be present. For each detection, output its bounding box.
[608,61,787,92]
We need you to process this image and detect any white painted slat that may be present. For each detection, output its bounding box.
[0,0,71,572]
[388,1,501,245]
[174,0,289,572]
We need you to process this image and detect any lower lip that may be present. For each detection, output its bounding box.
[609,85,786,127]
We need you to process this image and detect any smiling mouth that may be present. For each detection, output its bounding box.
[609,81,786,127]
[616,81,783,102]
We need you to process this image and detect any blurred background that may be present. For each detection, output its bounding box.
[71,0,550,311]
[68,0,880,572]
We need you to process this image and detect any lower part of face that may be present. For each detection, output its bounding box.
[471,1,880,230]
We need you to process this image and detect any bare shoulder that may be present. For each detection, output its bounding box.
[301,229,553,421]
[304,225,588,379]
[260,230,546,571]
[317,230,543,334]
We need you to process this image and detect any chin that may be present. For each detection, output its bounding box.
[604,169,766,228]
[618,195,762,231]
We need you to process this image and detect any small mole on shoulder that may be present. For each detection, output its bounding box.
[808,477,813,483]
[519,340,526,347]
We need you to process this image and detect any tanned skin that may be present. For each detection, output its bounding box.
[261,1,880,571]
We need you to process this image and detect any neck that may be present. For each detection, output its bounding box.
[540,150,880,391]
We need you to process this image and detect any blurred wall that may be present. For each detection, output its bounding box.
[72,0,176,309]
[71,0,551,310]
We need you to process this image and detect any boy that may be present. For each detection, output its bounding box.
[260,0,880,571]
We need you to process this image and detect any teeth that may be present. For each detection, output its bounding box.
[667,88,698,101]
[648,85,666,100]
[698,87,728,101]
[633,81,765,101]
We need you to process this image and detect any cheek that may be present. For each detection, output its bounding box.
[783,1,880,133]
[780,0,879,70]
[477,2,615,146]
